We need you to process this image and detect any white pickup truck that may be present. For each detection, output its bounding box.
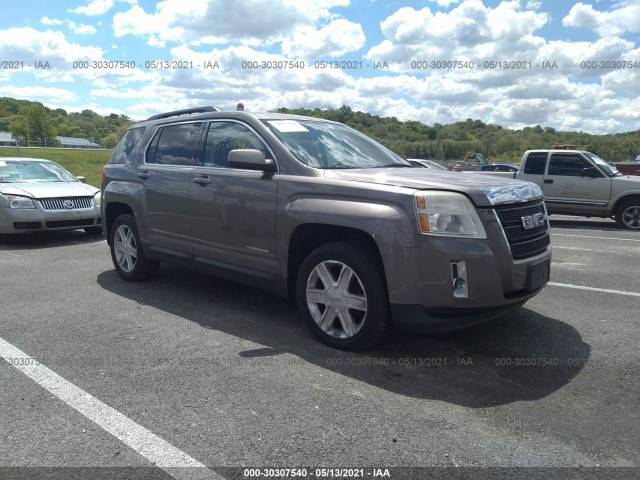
[474,149,640,230]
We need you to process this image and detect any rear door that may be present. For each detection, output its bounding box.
[542,152,611,215]
[140,121,203,256]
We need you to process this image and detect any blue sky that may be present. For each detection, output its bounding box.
[0,0,638,133]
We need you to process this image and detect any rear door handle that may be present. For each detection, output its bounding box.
[137,171,151,179]
[544,179,553,184]
[193,176,211,185]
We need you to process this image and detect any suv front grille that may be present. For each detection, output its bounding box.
[39,197,93,211]
[494,201,550,260]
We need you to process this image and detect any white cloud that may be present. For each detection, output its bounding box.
[0,28,102,63]
[113,0,350,47]
[40,17,96,35]
[66,21,97,35]
[366,0,549,67]
[0,85,76,103]
[69,0,114,16]
[41,17,63,26]
[563,2,640,37]
[428,0,460,7]
[282,19,366,58]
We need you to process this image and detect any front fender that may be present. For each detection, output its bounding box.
[282,195,419,248]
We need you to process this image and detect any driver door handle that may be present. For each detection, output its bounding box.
[137,171,151,179]
[193,176,211,185]
[544,179,553,184]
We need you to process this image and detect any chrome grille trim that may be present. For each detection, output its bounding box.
[39,197,94,211]
[494,200,551,261]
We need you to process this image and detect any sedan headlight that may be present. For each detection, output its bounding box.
[94,191,101,207]
[5,195,36,209]
[414,191,486,238]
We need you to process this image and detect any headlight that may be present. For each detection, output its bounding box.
[414,191,486,238]
[5,195,36,209]
[94,191,101,207]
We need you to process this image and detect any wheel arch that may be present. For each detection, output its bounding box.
[286,223,386,300]
[104,202,134,245]
[612,194,640,216]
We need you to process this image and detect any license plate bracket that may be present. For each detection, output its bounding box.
[527,259,550,291]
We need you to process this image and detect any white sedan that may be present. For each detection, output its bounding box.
[0,157,102,235]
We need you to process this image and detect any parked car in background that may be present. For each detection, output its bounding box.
[406,159,450,170]
[477,149,640,230]
[0,157,102,234]
[481,164,519,172]
[614,162,640,176]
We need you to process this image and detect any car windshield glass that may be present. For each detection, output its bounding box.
[0,161,77,183]
[584,152,621,177]
[263,119,409,169]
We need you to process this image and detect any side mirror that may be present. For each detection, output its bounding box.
[228,149,276,172]
[76,176,86,183]
[581,167,601,178]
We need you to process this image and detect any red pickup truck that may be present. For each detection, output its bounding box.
[615,163,640,176]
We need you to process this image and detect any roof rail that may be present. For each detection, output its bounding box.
[145,106,223,121]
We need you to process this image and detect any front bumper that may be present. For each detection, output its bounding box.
[380,206,551,334]
[0,205,101,234]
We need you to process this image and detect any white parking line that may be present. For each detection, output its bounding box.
[548,282,640,298]
[553,246,636,254]
[0,336,220,480]
[553,233,640,242]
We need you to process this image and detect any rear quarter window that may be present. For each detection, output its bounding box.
[108,127,146,164]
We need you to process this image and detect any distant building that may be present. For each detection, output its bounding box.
[0,131,17,146]
[55,136,101,148]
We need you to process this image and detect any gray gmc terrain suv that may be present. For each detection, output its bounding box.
[102,107,551,350]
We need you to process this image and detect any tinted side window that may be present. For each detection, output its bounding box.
[147,123,203,165]
[524,153,547,175]
[548,154,589,176]
[108,127,145,164]
[203,122,270,168]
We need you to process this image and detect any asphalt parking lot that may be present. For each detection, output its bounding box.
[1,216,639,480]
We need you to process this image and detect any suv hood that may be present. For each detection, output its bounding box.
[324,169,543,207]
[0,182,99,198]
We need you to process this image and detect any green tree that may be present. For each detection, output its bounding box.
[10,103,57,146]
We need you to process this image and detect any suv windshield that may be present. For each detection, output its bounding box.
[263,119,409,169]
[584,152,622,177]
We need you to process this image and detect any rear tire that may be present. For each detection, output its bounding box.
[615,200,640,230]
[296,241,391,350]
[109,214,159,281]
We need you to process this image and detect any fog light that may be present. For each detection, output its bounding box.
[451,261,468,298]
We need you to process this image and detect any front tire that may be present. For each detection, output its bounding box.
[296,241,391,350]
[110,214,159,281]
[615,200,640,230]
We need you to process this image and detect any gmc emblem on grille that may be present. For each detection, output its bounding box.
[521,212,545,229]
[63,200,75,209]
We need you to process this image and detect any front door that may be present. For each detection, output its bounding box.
[189,120,279,282]
[543,152,611,215]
